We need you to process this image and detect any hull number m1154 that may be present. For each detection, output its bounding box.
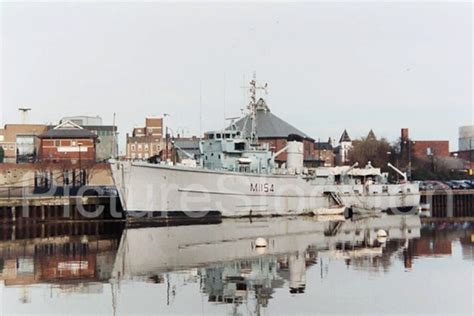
[250,183,275,193]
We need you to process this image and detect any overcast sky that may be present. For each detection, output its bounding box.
[1,1,472,153]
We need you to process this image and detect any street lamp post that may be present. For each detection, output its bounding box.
[165,127,169,161]
[470,139,473,185]
[78,144,82,186]
[407,140,414,181]
[164,113,171,161]
[428,151,435,173]
[318,138,322,167]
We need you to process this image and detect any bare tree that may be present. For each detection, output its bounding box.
[80,159,99,185]
[348,136,392,170]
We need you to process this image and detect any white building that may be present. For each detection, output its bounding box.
[335,129,352,165]
[60,115,103,126]
[459,125,474,151]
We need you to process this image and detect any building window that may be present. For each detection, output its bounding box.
[9,144,14,150]
[144,144,149,151]
[144,153,149,159]
[138,144,143,151]
[131,144,136,151]
[55,140,60,147]
[138,153,142,159]
[131,153,136,159]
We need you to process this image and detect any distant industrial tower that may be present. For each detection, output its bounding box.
[18,107,31,124]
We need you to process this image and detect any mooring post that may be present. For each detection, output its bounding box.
[63,186,71,220]
[41,205,45,221]
[446,192,453,218]
[11,224,15,241]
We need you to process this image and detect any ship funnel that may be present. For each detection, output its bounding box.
[286,135,304,175]
[287,134,304,142]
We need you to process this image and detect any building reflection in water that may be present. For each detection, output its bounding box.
[406,221,474,264]
[0,221,124,304]
[0,215,472,314]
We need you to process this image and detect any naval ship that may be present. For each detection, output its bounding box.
[111,78,420,218]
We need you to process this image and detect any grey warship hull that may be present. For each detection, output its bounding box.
[111,161,420,218]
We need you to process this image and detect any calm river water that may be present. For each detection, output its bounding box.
[0,215,472,315]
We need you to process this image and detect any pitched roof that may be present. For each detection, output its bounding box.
[46,124,116,132]
[173,139,200,149]
[231,98,313,140]
[84,125,117,132]
[367,129,377,141]
[39,120,97,139]
[40,129,97,139]
[314,142,333,150]
[339,129,351,143]
[173,139,200,159]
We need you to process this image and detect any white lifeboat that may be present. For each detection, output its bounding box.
[238,158,252,164]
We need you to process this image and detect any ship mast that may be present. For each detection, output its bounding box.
[246,72,267,145]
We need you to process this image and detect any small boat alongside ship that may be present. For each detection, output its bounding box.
[111,77,420,218]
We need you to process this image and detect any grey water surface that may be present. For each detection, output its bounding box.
[0,215,472,316]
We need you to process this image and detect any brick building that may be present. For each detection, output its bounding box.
[412,140,450,158]
[0,124,48,163]
[452,150,474,171]
[310,139,335,167]
[126,117,164,160]
[60,116,118,162]
[38,120,97,162]
[401,128,450,160]
[231,98,315,164]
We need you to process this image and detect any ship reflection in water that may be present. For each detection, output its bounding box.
[0,215,472,315]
